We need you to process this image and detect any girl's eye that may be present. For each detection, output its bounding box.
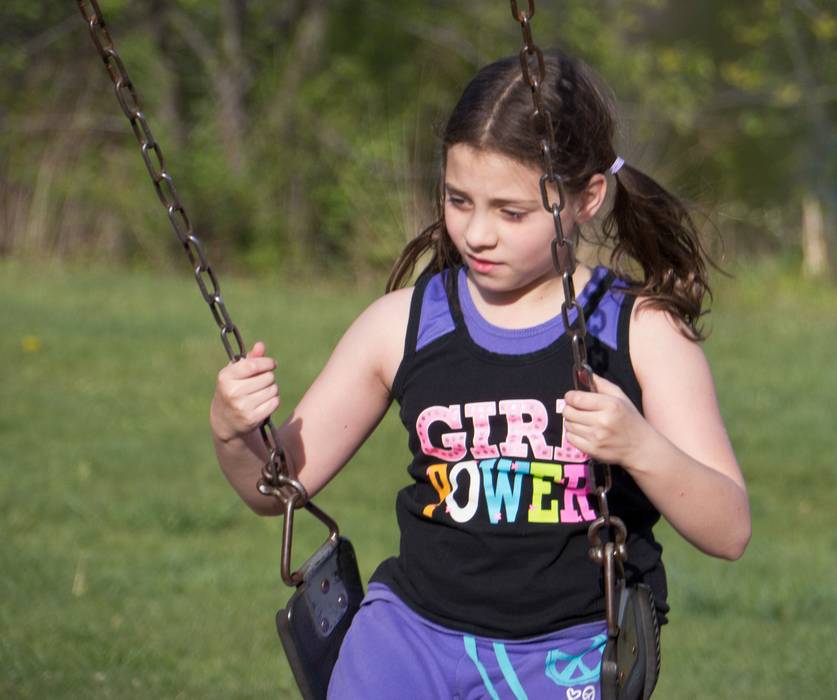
[503,209,527,221]
[446,195,468,208]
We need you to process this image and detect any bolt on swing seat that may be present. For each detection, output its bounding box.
[275,536,364,699]
[259,467,365,700]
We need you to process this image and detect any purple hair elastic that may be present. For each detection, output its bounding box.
[610,156,625,174]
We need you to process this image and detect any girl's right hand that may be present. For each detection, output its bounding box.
[210,341,281,442]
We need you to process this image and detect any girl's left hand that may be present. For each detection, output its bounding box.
[563,373,651,468]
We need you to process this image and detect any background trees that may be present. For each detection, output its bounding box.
[1,0,834,279]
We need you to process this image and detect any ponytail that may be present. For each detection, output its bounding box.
[602,164,712,340]
[386,217,462,293]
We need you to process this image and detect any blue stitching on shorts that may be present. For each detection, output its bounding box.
[492,642,529,699]
[463,636,501,700]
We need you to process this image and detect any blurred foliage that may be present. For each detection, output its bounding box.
[0,0,834,277]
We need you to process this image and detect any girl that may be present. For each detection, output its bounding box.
[211,50,750,699]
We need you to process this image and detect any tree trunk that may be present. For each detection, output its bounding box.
[273,0,329,261]
[801,194,830,278]
[218,0,249,175]
[780,3,834,279]
[149,0,186,147]
[168,2,250,176]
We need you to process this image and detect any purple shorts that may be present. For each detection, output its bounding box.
[328,584,606,700]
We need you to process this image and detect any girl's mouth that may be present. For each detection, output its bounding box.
[467,255,498,273]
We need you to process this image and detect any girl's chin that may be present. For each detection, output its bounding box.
[467,271,562,300]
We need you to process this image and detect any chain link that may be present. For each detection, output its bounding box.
[76,0,306,511]
[509,0,627,636]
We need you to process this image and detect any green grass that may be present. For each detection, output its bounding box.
[1,258,836,698]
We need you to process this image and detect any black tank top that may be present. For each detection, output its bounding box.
[370,268,668,638]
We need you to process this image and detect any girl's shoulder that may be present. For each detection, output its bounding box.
[345,285,414,389]
[627,296,710,391]
[365,284,414,329]
[628,296,701,347]
[348,285,414,349]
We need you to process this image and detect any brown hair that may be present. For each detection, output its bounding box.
[387,50,711,339]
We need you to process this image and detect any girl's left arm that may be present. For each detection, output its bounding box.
[562,304,751,560]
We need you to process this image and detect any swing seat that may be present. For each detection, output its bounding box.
[601,582,661,700]
[276,536,364,700]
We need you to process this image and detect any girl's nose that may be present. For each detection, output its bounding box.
[464,212,498,249]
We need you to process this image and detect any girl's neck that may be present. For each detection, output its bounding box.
[464,264,593,330]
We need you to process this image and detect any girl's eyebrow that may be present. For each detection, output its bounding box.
[444,183,539,208]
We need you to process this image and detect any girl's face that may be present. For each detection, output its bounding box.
[444,144,590,305]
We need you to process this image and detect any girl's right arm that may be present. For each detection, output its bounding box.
[210,287,412,515]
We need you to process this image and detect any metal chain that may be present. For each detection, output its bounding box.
[76,0,311,524]
[509,0,590,392]
[509,0,628,638]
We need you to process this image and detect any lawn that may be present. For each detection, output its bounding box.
[1,259,835,698]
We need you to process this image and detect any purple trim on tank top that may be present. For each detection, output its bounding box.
[415,266,625,353]
[458,265,612,354]
[416,272,456,351]
[586,278,626,351]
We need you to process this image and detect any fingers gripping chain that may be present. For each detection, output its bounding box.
[77,0,336,587]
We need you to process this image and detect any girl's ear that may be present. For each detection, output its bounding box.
[574,173,607,224]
